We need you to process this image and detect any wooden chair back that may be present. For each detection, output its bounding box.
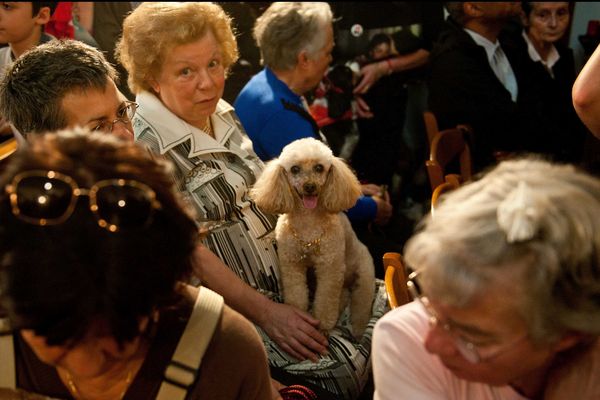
[425,125,473,191]
[431,174,461,216]
[423,111,439,146]
[383,252,411,309]
[0,138,16,162]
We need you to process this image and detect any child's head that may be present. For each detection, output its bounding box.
[0,2,57,53]
[368,33,393,61]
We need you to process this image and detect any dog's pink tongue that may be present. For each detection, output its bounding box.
[302,195,318,209]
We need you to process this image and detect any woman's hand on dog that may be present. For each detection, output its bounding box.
[261,301,329,362]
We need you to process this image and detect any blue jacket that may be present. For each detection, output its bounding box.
[235,68,377,222]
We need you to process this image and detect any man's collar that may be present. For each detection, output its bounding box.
[464,28,499,63]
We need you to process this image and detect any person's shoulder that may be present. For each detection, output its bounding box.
[237,69,269,97]
[192,304,272,399]
[235,69,276,109]
[376,301,428,335]
[0,46,11,69]
[499,25,526,53]
[556,43,574,62]
[217,305,264,349]
[431,22,478,65]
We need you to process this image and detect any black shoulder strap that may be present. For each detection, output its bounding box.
[280,98,321,139]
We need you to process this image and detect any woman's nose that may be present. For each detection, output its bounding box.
[423,324,459,358]
[196,70,215,90]
[549,14,558,27]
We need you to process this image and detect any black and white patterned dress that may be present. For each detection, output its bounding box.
[133,91,388,399]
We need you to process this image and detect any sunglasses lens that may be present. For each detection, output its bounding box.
[95,184,154,228]
[15,176,73,221]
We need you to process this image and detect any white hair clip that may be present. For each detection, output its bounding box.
[497,181,541,243]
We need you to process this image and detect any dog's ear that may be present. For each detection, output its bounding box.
[321,157,362,212]
[250,159,296,214]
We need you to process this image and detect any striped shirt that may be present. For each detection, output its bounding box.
[133,92,388,399]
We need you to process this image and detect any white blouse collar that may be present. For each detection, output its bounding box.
[136,91,236,157]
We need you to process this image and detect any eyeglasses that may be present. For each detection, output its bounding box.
[407,271,528,364]
[92,101,138,133]
[6,170,161,232]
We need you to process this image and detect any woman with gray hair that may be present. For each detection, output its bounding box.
[234,2,393,267]
[373,157,600,399]
[235,2,334,161]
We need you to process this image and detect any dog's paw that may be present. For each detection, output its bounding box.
[319,328,331,339]
[351,321,368,340]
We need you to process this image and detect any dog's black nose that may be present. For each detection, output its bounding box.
[303,182,316,194]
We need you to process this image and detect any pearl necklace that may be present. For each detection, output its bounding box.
[64,368,133,400]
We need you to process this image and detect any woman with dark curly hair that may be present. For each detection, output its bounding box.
[0,129,272,399]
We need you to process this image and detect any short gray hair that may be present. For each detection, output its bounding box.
[405,157,600,344]
[253,2,332,70]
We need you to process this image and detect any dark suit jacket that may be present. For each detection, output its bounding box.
[501,27,587,163]
[427,18,554,171]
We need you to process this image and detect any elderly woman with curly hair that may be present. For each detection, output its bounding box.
[116,3,387,399]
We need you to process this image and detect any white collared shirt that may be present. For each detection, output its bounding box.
[522,30,559,79]
[464,28,519,102]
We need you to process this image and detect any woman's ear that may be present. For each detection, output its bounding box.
[553,332,589,353]
[297,50,311,70]
[147,76,160,94]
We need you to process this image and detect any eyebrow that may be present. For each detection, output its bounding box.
[172,50,222,64]
[86,101,127,124]
[445,316,496,339]
[429,300,498,339]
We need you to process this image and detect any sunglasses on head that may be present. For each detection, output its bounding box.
[5,170,162,232]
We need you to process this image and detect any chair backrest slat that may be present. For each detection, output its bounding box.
[383,252,411,309]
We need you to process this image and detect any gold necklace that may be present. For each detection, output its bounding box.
[203,118,214,138]
[290,226,323,261]
[64,368,133,400]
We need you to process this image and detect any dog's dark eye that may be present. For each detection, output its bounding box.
[290,166,301,175]
[313,164,324,173]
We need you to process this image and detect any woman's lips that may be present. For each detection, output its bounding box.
[196,96,215,104]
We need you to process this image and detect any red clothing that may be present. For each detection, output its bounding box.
[45,2,74,39]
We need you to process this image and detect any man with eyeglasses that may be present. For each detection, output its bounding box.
[0,39,135,148]
[372,158,600,399]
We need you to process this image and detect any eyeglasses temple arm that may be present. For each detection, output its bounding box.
[9,123,28,148]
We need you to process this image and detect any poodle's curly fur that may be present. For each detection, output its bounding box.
[251,138,375,337]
